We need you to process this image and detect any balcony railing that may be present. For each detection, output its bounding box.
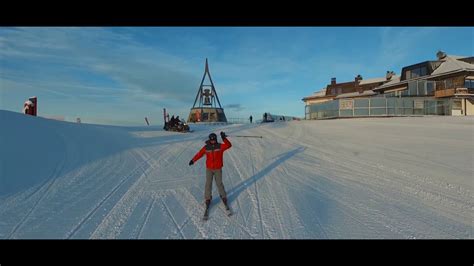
[435,88,456,98]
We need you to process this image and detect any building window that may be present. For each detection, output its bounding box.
[406,66,428,79]
[420,67,427,76]
[465,79,474,89]
[426,81,435,96]
[446,79,453,89]
[408,81,417,96]
[417,80,426,96]
[452,100,462,110]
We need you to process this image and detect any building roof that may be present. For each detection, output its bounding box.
[335,90,377,99]
[431,55,474,75]
[311,88,327,97]
[358,75,399,85]
[376,55,474,90]
[302,88,330,101]
[378,76,402,88]
[303,75,400,100]
[448,55,469,60]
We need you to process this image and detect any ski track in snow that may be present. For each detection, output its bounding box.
[6,132,69,239]
[1,110,472,239]
[136,196,157,239]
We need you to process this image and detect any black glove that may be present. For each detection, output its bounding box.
[189,160,194,166]
[220,131,227,139]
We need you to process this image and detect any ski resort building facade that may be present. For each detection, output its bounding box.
[303,51,474,120]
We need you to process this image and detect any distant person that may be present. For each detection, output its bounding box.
[23,103,30,115]
[169,115,176,127]
[23,100,34,115]
[189,132,232,220]
[263,113,267,122]
[249,115,253,123]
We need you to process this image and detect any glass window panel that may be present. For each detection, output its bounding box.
[411,68,420,78]
[414,109,424,115]
[427,82,435,95]
[354,99,369,108]
[387,98,397,108]
[403,108,413,115]
[421,67,427,76]
[354,109,369,116]
[403,98,414,108]
[339,110,353,117]
[408,81,417,96]
[370,98,386,107]
[370,108,386,115]
[417,80,426,96]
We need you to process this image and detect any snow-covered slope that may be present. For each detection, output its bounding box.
[0,110,472,239]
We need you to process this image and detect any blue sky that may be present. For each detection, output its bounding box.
[0,27,472,125]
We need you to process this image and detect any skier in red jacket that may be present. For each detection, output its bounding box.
[189,131,232,212]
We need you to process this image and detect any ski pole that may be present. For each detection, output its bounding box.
[228,135,263,138]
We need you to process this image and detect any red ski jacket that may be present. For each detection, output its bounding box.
[192,138,232,170]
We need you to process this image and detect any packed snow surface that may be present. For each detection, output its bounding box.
[1,110,472,238]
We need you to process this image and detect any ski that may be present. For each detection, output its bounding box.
[202,206,209,221]
[202,200,211,221]
[222,203,233,217]
[202,202,231,220]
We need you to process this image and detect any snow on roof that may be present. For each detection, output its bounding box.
[431,55,474,75]
[447,55,470,60]
[377,76,401,87]
[335,90,376,99]
[358,77,387,85]
[376,55,473,90]
[302,88,328,100]
[311,88,327,97]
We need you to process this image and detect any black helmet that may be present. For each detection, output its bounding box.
[209,133,217,140]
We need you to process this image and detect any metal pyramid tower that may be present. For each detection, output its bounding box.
[187,58,227,123]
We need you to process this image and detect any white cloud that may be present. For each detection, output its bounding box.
[224,103,245,112]
[0,27,202,106]
[377,27,439,67]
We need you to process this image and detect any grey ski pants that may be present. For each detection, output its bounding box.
[205,169,227,200]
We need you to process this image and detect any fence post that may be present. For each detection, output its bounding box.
[368,98,371,116]
[352,99,354,117]
[338,101,341,117]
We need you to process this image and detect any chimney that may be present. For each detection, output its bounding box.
[436,50,447,60]
[386,71,395,80]
[331,77,336,85]
[355,74,362,82]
